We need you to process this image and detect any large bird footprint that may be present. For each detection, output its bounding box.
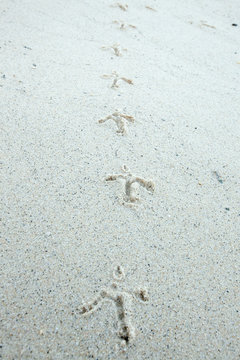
[105,165,155,206]
[99,111,135,135]
[78,266,149,349]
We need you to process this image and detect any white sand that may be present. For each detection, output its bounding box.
[0,0,240,358]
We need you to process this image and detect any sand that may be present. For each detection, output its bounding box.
[0,0,240,359]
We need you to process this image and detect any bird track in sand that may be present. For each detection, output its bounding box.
[101,43,127,57]
[112,20,136,30]
[105,165,155,206]
[110,3,128,11]
[78,266,149,350]
[101,71,133,89]
[98,111,135,135]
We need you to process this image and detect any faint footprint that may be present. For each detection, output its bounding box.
[99,110,135,135]
[78,266,149,349]
[113,20,136,30]
[101,71,133,89]
[110,3,128,11]
[200,21,216,29]
[145,5,157,12]
[105,165,155,206]
[188,20,216,29]
[101,43,127,57]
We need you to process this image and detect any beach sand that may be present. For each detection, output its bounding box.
[0,0,240,359]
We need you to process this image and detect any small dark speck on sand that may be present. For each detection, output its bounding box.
[225,208,230,211]
[212,171,224,184]
[1,75,5,79]
[232,23,238,26]
[24,45,32,50]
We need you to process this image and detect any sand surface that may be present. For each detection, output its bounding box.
[0,0,240,359]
